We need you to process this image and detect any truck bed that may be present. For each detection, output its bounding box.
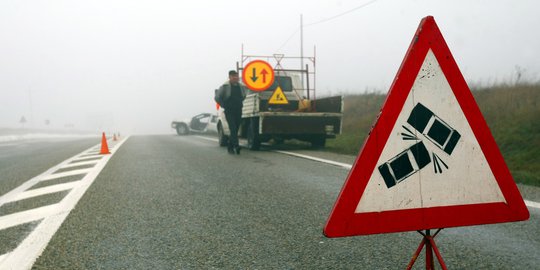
[241,93,343,137]
[257,111,342,136]
[242,94,343,115]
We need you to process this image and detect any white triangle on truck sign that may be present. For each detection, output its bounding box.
[324,16,529,237]
[268,86,289,105]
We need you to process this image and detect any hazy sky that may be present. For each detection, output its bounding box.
[1,0,539,134]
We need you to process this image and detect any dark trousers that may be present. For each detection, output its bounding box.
[225,109,242,149]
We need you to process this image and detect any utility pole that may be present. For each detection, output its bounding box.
[28,87,34,128]
[300,14,304,90]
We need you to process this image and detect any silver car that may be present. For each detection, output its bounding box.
[171,113,218,135]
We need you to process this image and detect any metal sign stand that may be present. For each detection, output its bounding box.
[406,229,448,270]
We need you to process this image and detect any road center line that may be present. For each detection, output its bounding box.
[193,135,540,209]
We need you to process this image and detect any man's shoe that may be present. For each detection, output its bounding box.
[228,147,234,154]
[235,146,241,155]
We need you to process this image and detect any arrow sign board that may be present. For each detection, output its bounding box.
[242,60,275,91]
[268,86,289,105]
[324,16,529,237]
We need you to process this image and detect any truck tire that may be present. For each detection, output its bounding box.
[218,123,228,147]
[176,124,189,135]
[310,135,326,148]
[247,118,261,150]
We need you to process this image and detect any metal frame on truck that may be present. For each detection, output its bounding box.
[217,49,343,150]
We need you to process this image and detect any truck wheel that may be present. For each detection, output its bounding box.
[247,118,261,150]
[218,124,228,147]
[310,136,326,148]
[176,124,189,135]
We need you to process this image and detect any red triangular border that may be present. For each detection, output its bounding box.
[324,16,529,237]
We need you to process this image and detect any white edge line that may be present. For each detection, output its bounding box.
[524,200,540,209]
[194,135,352,168]
[194,135,218,143]
[193,135,540,209]
[273,150,353,170]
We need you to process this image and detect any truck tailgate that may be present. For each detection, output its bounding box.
[259,112,342,135]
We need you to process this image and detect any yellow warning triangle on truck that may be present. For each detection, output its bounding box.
[268,86,289,105]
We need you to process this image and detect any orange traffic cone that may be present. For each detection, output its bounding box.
[100,132,110,154]
[113,134,118,141]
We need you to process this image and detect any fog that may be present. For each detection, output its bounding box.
[1,0,539,135]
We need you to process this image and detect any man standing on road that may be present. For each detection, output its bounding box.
[215,70,247,154]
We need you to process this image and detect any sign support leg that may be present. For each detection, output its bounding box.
[406,229,447,270]
[425,229,434,269]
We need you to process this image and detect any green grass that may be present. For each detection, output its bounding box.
[326,83,540,186]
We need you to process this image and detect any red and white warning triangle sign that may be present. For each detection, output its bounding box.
[324,16,529,237]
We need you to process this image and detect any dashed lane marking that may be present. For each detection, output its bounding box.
[0,136,130,269]
[193,135,540,210]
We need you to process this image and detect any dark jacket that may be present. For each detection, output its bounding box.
[214,81,247,108]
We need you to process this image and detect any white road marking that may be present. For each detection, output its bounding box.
[60,160,99,169]
[273,150,353,170]
[77,152,100,157]
[193,135,540,210]
[194,135,219,143]
[0,204,60,231]
[195,135,352,169]
[525,200,540,209]
[40,168,93,181]
[71,154,102,161]
[3,182,80,204]
[68,157,102,164]
[0,136,130,269]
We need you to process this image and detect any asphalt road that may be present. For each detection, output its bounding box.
[0,138,99,197]
[1,135,539,269]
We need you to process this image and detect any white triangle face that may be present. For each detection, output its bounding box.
[356,50,505,213]
[269,86,289,104]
